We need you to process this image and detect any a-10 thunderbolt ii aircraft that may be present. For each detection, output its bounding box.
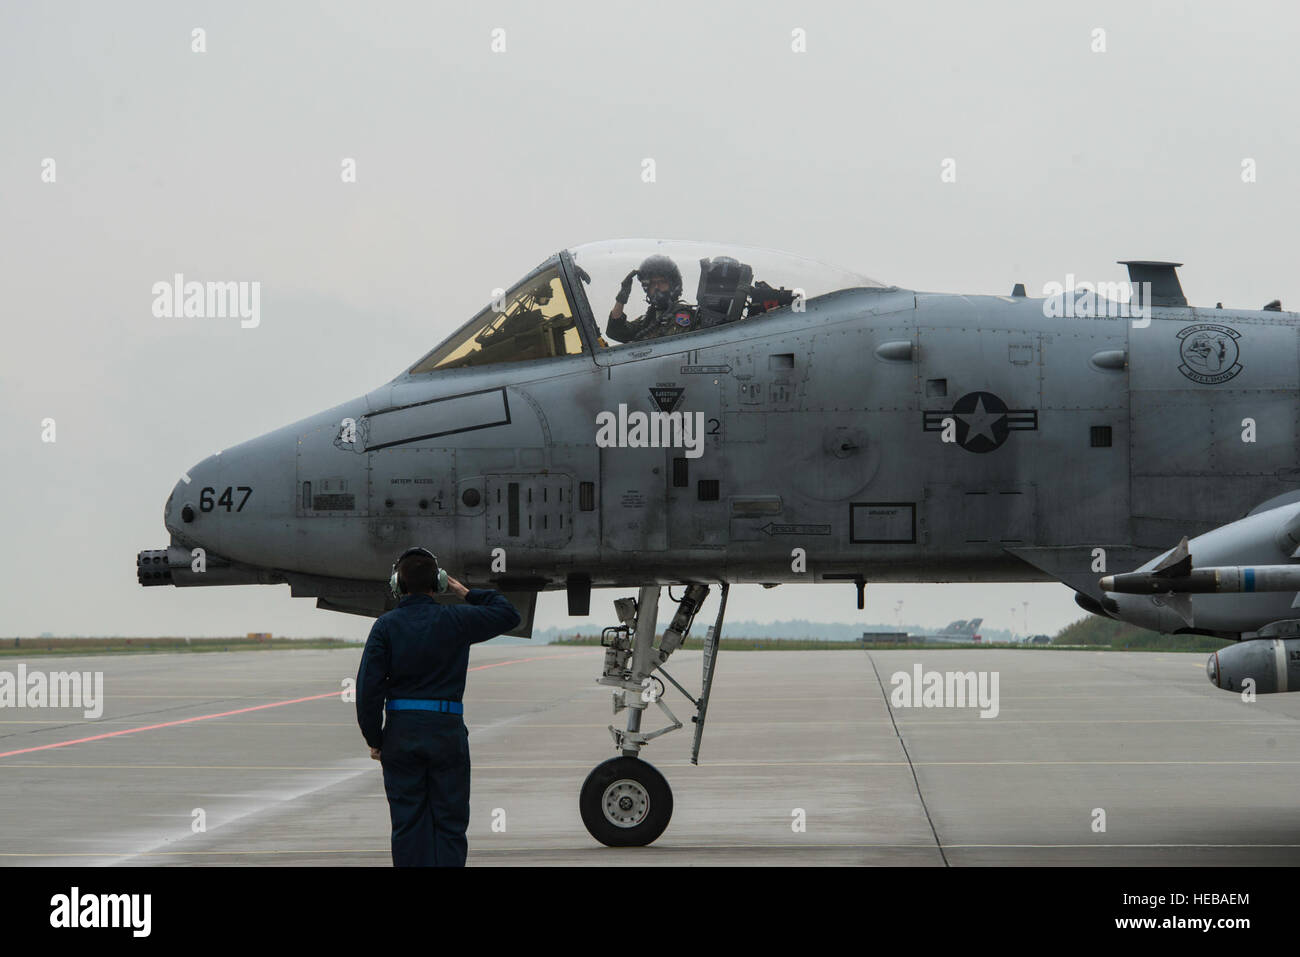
[138,238,1300,846]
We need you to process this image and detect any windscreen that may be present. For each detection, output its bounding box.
[410,264,584,373]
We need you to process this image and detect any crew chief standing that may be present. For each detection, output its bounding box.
[356,547,521,867]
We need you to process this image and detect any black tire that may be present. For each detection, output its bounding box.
[579,756,673,847]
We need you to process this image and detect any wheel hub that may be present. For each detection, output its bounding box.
[601,779,650,828]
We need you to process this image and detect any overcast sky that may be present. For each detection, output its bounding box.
[4,1,1298,640]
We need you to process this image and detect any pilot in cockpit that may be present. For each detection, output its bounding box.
[605,255,703,344]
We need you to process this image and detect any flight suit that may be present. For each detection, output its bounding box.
[606,300,704,344]
[356,589,521,866]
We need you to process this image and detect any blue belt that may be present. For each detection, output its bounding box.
[386,698,463,715]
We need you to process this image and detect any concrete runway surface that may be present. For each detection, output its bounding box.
[1,644,1298,866]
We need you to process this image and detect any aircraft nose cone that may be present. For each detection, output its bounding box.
[162,425,302,566]
[1206,652,1220,687]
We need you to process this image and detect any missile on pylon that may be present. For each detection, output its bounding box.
[1100,564,1300,595]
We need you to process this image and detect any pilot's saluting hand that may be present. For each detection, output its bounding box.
[610,270,638,321]
[616,270,638,304]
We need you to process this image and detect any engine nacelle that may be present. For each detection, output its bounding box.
[1207,638,1300,694]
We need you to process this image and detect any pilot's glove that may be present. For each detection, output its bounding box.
[615,270,638,305]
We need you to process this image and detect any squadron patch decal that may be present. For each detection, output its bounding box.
[1177,323,1242,384]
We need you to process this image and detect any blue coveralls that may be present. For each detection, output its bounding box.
[356,589,521,866]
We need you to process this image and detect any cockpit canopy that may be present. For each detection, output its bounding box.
[409,239,882,374]
[569,239,882,323]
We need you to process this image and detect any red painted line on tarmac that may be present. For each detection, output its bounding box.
[469,651,596,671]
[0,650,600,760]
[0,691,345,759]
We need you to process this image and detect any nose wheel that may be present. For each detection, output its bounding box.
[579,756,673,847]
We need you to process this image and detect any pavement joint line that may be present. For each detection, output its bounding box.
[865,652,949,867]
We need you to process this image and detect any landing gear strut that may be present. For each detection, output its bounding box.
[578,582,728,847]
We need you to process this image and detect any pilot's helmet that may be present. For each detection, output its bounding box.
[637,255,683,311]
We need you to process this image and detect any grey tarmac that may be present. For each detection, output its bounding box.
[0,645,1294,866]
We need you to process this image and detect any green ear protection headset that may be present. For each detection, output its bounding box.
[389,546,449,598]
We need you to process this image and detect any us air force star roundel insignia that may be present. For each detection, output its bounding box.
[922,391,1039,453]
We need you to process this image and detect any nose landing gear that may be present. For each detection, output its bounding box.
[578,582,728,847]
